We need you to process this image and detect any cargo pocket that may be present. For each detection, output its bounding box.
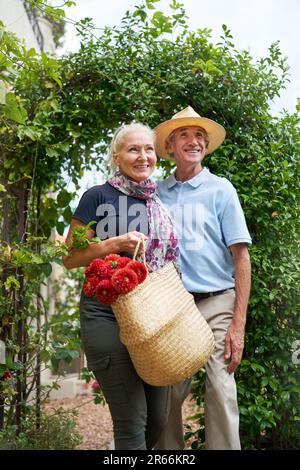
[93,355,130,406]
[88,354,110,371]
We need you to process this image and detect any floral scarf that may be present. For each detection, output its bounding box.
[108,171,179,271]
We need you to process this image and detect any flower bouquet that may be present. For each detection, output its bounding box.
[83,254,148,304]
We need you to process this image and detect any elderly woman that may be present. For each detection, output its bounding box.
[63,123,179,450]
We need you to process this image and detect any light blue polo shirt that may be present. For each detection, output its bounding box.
[158,167,252,293]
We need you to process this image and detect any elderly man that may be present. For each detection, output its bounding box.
[154,106,252,450]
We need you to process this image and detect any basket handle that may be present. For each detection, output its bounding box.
[133,237,146,265]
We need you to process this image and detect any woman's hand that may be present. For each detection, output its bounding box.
[116,231,148,256]
[63,219,148,269]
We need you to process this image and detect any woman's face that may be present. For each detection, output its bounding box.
[113,131,157,182]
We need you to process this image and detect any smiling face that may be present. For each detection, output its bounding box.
[166,126,209,168]
[113,130,157,183]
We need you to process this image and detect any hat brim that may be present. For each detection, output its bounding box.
[154,117,226,159]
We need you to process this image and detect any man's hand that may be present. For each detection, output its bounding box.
[224,321,245,374]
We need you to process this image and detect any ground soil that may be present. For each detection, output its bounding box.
[44,392,199,450]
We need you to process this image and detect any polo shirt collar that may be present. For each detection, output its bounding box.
[167,167,209,189]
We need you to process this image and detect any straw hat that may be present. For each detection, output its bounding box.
[154,106,226,159]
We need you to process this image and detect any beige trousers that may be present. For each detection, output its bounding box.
[155,289,241,450]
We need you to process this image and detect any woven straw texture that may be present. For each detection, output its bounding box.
[112,263,215,386]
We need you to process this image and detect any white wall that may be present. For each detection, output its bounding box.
[0,0,55,52]
[38,15,55,53]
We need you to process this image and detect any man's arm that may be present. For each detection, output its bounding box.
[225,243,251,374]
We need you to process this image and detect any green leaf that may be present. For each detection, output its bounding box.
[4,276,20,291]
[63,206,73,224]
[40,350,51,363]
[90,237,101,244]
[56,221,65,236]
[46,147,58,158]
[81,367,92,383]
[50,74,62,88]
[5,356,14,369]
[3,160,11,169]
[57,189,72,208]
[25,48,37,58]
[146,0,160,8]
[281,391,290,401]
[68,350,80,360]
[19,126,39,141]
[40,263,52,277]
[94,394,103,405]
[4,92,27,124]
[59,142,70,153]
[68,129,81,138]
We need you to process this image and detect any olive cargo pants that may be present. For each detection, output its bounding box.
[80,294,170,450]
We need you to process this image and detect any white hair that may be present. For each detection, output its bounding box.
[109,123,156,170]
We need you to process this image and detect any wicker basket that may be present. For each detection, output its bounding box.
[112,262,215,386]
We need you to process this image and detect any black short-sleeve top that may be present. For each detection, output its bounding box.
[73,182,149,239]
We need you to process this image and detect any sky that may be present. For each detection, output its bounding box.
[57,0,300,115]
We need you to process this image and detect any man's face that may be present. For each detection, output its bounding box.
[166,126,208,166]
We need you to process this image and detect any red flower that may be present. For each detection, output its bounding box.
[111,268,138,294]
[117,257,132,268]
[99,264,114,279]
[85,259,106,278]
[95,280,119,304]
[105,254,127,270]
[126,261,148,284]
[85,255,145,304]
[83,277,100,297]
[3,371,13,380]
[104,254,121,263]
[87,262,114,281]
[91,379,101,390]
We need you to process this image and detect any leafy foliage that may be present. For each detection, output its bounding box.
[70,221,100,249]
[49,266,83,374]
[0,0,299,449]
[0,408,82,450]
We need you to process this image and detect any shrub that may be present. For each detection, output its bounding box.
[0,408,82,450]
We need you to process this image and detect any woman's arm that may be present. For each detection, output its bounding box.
[62,219,147,270]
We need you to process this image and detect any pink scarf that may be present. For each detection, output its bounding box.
[108,171,179,271]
